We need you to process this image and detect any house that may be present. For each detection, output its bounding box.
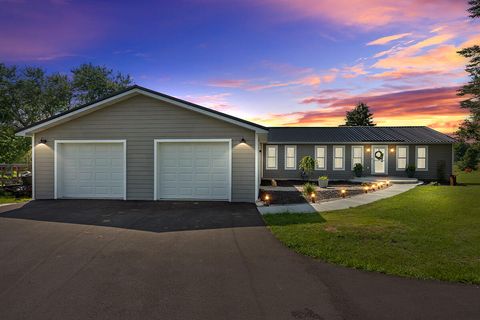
[16,85,455,203]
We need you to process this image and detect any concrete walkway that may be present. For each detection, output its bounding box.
[258,183,420,214]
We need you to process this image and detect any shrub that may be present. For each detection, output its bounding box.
[458,147,479,171]
[454,142,470,161]
[436,160,446,182]
[302,182,317,198]
[406,164,416,178]
[318,176,328,180]
[299,156,316,180]
[353,163,363,177]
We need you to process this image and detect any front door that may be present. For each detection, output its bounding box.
[371,145,388,175]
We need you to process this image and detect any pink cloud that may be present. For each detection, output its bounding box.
[183,93,234,111]
[367,33,412,45]
[207,79,249,88]
[259,0,467,29]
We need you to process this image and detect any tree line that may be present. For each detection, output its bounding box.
[0,63,132,163]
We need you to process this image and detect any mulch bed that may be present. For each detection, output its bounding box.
[259,188,366,205]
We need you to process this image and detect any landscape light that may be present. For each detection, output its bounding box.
[364,186,369,193]
[264,194,270,206]
[311,192,316,203]
[341,189,346,198]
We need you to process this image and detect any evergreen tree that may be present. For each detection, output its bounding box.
[456,0,480,143]
[345,102,375,126]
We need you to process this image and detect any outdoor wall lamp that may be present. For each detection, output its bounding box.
[390,148,395,152]
[240,137,246,144]
[40,138,47,144]
[366,148,371,152]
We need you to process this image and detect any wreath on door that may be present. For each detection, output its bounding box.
[374,150,384,162]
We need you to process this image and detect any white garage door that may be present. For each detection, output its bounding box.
[57,142,125,199]
[156,141,230,200]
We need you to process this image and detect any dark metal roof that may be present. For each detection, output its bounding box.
[16,85,268,133]
[267,126,455,144]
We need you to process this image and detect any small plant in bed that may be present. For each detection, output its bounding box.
[302,182,317,201]
[405,164,416,178]
[353,163,363,177]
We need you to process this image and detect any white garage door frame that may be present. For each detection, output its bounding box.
[54,140,127,200]
[154,139,232,202]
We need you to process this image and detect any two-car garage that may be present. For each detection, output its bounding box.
[19,86,265,202]
[55,140,231,201]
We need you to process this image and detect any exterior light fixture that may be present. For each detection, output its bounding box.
[310,192,316,203]
[240,137,246,144]
[372,184,377,190]
[390,148,395,152]
[366,148,371,152]
[341,189,346,198]
[264,194,270,206]
[363,186,369,193]
[386,180,390,186]
[40,138,47,144]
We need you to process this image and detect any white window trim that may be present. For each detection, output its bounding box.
[284,145,297,170]
[31,133,35,200]
[255,133,259,201]
[315,145,327,170]
[54,140,127,200]
[265,145,278,170]
[415,145,428,171]
[153,139,232,202]
[333,145,345,171]
[351,145,364,170]
[396,145,409,171]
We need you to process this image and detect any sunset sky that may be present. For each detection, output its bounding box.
[1,0,479,133]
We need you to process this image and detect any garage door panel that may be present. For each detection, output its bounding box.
[58,142,125,199]
[157,141,230,200]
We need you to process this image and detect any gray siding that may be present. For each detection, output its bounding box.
[262,143,452,181]
[34,95,256,202]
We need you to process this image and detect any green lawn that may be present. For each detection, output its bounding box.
[263,169,480,284]
[0,195,30,204]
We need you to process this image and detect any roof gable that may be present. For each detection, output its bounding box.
[16,85,268,136]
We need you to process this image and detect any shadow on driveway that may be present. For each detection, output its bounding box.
[0,200,264,233]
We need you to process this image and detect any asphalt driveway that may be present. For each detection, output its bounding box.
[0,200,478,320]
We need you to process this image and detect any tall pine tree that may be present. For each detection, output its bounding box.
[457,0,480,143]
[344,102,375,126]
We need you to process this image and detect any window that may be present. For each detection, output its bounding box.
[284,145,297,170]
[266,145,277,170]
[416,146,428,171]
[333,146,345,170]
[396,146,408,170]
[351,146,364,169]
[315,146,327,170]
